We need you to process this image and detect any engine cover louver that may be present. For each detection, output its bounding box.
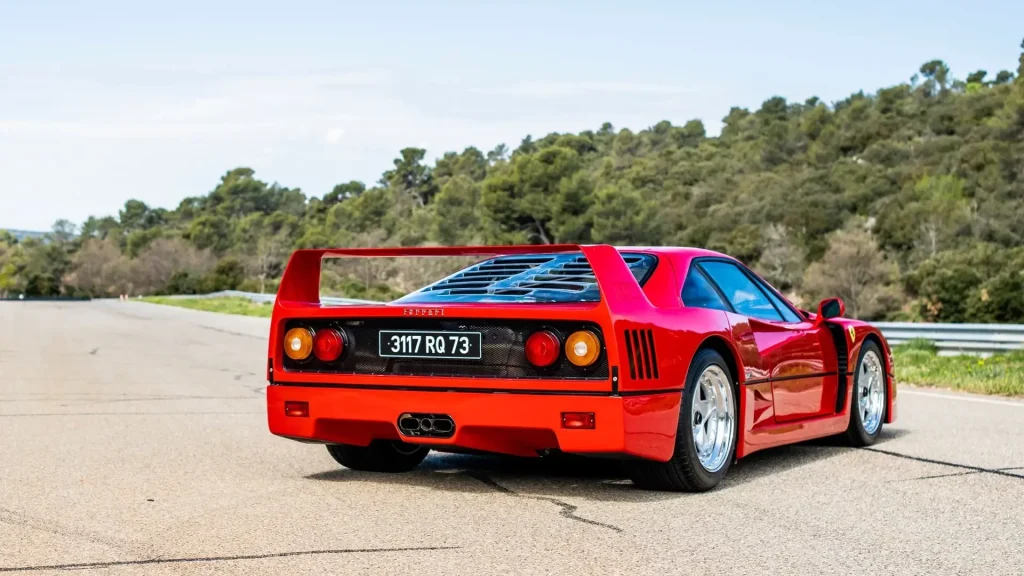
[624,329,659,380]
[396,252,657,304]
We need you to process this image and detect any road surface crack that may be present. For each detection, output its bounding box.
[197,324,263,339]
[464,471,622,533]
[0,507,148,564]
[0,545,460,573]
[866,447,1024,481]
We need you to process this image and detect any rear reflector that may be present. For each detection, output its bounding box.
[284,401,309,418]
[561,412,595,429]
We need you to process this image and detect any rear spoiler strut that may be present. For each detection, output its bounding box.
[276,244,652,313]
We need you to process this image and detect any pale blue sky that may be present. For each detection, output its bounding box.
[2,0,1022,230]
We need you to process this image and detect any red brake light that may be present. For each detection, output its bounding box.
[313,328,345,362]
[525,330,560,367]
[284,401,309,418]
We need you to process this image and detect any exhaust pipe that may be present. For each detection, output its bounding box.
[397,413,455,438]
[431,418,453,434]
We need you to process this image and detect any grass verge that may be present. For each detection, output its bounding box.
[140,296,273,318]
[893,339,1024,396]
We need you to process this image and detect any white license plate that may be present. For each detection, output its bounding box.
[378,330,482,360]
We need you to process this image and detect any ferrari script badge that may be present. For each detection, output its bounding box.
[403,308,444,317]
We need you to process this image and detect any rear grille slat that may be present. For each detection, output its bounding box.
[646,330,659,379]
[625,329,658,381]
[639,331,653,379]
[625,332,637,380]
[516,282,588,291]
[631,330,644,380]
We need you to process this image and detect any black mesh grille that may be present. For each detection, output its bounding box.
[283,318,608,380]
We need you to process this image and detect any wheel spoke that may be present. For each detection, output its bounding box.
[856,350,884,435]
[690,364,735,474]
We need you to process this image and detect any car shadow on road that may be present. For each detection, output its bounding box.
[304,426,909,503]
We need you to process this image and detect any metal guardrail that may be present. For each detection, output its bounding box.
[874,322,1024,356]
[159,291,1023,356]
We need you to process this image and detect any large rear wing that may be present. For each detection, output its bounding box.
[276,244,652,313]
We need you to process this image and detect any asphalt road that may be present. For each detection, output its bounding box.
[2,301,1023,575]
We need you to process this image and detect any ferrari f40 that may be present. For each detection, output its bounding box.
[266,245,896,491]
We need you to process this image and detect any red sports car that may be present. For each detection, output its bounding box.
[266,245,896,492]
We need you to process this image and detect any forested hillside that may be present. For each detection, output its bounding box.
[4,44,1024,322]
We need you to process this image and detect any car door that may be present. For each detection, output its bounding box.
[696,259,832,423]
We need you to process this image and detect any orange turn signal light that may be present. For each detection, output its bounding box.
[562,412,595,429]
[565,330,600,367]
[283,327,314,361]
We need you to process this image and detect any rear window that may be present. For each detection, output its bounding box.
[395,252,657,304]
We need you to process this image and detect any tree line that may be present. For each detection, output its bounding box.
[3,42,1024,322]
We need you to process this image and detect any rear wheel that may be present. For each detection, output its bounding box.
[627,349,737,492]
[845,341,886,446]
[326,440,429,473]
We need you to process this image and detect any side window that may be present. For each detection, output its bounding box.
[698,261,783,322]
[759,281,803,323]
[681,265,730,312]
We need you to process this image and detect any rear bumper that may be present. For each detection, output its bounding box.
[267,384,681,461]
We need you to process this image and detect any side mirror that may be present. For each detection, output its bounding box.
[816,298,845,321]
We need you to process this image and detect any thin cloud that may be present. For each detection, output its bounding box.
[324,128,345,144]
[0,71,403,140]
[473,81,695,98]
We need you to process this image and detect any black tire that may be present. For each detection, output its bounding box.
[326,440,429,473]
[626,348,737,492]
[845,340,886,447]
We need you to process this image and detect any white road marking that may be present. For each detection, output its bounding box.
[900,388,1024,408]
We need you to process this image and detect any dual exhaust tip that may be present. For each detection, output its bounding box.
[398,413,455,438]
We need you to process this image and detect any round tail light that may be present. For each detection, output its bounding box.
[565,330,600,367]
[313,328,345,362]
[525,330,560,367]
[283,327,314,361]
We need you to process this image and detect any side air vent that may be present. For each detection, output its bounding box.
[825,323,850,413]
[624,329,659,380]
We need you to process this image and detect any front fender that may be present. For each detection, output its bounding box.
[838,320,896,424]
